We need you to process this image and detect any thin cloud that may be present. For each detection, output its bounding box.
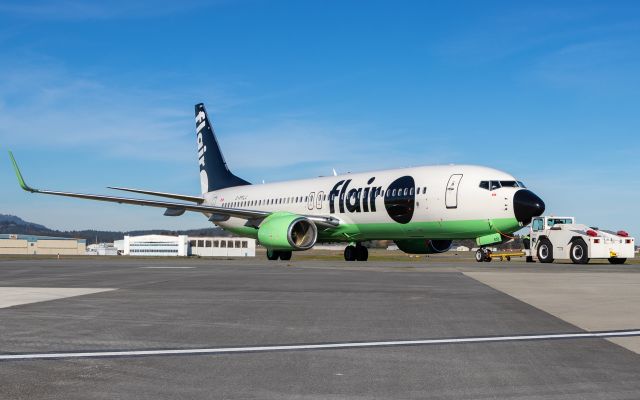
[529,39,640,92]
[0,62,221,163]
[0,0,220,20]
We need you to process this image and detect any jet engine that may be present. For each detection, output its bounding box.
[257,212,318,251]
[394,239,453,254]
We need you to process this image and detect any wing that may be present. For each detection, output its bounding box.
[8,152,340,228]
[106,186,205,203]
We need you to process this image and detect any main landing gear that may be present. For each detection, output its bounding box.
[266,249,292,261]
[344,243,368,261]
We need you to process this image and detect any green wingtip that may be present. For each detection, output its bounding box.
[8,151,34,192]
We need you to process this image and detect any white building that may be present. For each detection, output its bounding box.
[455,246,470,252]
[86,243,118,256]
[121,234,256,257]
[189,237,255,257]
[124,235,189,256]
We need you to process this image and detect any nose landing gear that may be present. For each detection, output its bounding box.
[344,244,368,261]
[475,248,492,262]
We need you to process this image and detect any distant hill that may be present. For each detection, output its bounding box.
[0,214,234,244]
[0,214,48,231]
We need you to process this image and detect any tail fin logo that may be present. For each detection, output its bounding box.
[195,110,209,193]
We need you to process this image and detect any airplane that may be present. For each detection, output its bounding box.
[9,103,545,261]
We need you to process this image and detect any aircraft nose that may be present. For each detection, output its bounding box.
[513,189,545,225]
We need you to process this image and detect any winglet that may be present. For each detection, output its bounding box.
[8,151,36,192]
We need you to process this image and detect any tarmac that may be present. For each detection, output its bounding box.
[1,257,640,399]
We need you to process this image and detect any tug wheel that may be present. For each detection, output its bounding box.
[537,238,554,263]
[569,239,589,264]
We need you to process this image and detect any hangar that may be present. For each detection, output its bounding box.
[123,235,256,257]
[123,235,189,256]
[0,234,86,255]
[188,236,256,257]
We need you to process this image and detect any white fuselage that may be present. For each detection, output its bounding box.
[203,164,526,242]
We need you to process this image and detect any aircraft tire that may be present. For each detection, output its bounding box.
[344,245,357,261]
[356,245,368,261]
[279,251,292,261]
[266,249,279,260]
[608,258,626,264]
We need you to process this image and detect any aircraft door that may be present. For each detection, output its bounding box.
[307,192,315,210]
[445,174,463,209]
[316,191,324,209]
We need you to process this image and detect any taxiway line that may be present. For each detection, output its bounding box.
[2,329,640,361]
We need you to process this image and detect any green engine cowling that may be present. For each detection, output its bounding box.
[257,212,318,251]
[394,239,453,254]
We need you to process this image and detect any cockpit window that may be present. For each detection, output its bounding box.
[499,181,519,188]
[482,180,525,191]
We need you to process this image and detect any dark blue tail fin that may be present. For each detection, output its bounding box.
[195,103,251,193]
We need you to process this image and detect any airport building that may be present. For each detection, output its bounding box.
[122,235,256,257]
[123,235,189,256]
[189,237,256,257]
[0,234,86,255]
[86,243,118,256]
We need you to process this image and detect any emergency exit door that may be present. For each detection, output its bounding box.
[307,192,315,210]
[445,174,463,209]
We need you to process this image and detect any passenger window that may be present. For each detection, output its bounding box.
[479,181,489,190]
[423,187,427,193]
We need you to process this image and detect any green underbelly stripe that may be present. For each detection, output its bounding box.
[220,218,520,242]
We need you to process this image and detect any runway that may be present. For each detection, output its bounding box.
[1,257,640,399]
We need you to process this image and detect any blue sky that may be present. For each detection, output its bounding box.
[0,0,638,237]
